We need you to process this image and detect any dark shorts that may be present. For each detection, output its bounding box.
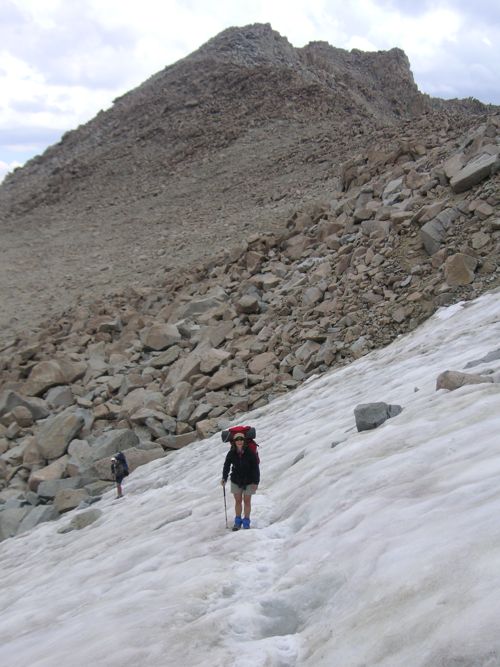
[231,482,257,496]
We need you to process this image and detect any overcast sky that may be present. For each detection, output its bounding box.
[1,0,499,182]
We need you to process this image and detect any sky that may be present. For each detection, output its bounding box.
[0,0,499,183]
[1,290,500,666]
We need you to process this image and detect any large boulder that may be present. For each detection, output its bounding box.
[420,208,458,255]
[0,506,31,541]
[149,346,182,369]
[37,477,83,500]
[164,382,192,417]
[0,391,49,420]
[16,505,59,534]
[444,253,478,286]
[66,439,93,476]
[158,432,198,450]
[354,402,403,432]
[141,324,181,351]
[22,437,45,468]
[90,429,139,461]
[199,348,231,374]
[450,149,500,193]
[436,370,494,391]
[172,289,227,319]
[36,410,86,460]
[54,488,90,513]
[24,359,86,396]
[207,368,247,390]
[58,508,103,533]
[28,456,69,492]
[248,352,279,375]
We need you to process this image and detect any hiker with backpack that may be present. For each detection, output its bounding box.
[111,451,129,499]
[220,426,260,530]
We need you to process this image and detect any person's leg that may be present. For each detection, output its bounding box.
[233,492,242,518]
[116,479,123,498]
[242,490,253,528]
[243,494,252,519]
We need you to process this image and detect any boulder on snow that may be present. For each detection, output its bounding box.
[354,402,403,432]
[436,370,494,391]
[58,508,103,534]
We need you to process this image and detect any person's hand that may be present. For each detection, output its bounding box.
[251,484,258,492]
[220,479,226,487]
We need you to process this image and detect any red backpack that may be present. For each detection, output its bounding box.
[221,425,260,464]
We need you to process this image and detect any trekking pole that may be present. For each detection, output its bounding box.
[223,484,228,528]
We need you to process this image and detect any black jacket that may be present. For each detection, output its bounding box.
[223,446,260,488]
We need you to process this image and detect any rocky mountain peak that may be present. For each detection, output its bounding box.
[0,24,497,343]
[194,22,299,68]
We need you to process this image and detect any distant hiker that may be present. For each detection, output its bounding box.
[221,431,260,530]
[111,451,129,499]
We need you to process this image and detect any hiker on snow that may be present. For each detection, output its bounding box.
[221,432,260,530]
[111,451,129,499]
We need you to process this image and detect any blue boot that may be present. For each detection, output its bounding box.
[242,517,251,529]
[232,516,242,531]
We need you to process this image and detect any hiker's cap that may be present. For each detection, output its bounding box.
[233,434,245,441]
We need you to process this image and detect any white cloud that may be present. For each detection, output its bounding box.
[0,158,22,182]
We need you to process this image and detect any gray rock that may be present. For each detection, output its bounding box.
[54,488,90,513]
[149,345,181,368]
[164,382,192,417]
[354,402,403,432]
[28,456,69,493]
[85,480,113,496]
[24,359,86,396]
[36,409,86,460]
[1,442,27,466]
[37,477,83,500]
[188,403,213,424]
[66,439,93,476]
[165,353,202,387]
[16,505,59,534]
[464,349,500,368]
[0,390,49,420]
[0,506,31,540]
[420,208,458,255]
[11,405,34,427]
[141,323,181,351]
[173,289,227,319]
[46,386,74,410]
[58,508,103,533]
[248,352,278,374]
[236,295,261,314]
[450,151,500,193]
[90,428,139,461]
[158,432,198,449]
[199,348,231,374]
[207,368,247,390]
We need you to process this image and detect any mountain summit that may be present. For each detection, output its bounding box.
[0,23,426,219]
[0,23,495,338]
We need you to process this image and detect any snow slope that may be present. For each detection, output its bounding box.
[1,291,500,667]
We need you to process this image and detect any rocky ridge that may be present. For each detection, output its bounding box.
[0,106,499,540]
[0,23,493,339]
